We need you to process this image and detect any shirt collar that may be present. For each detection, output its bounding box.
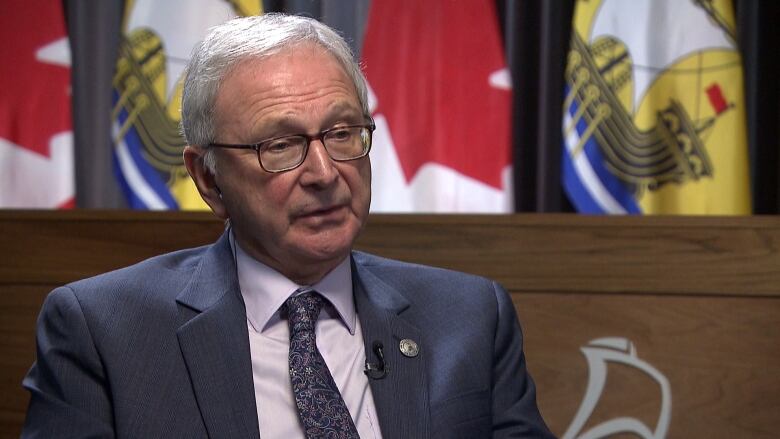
[230,230,356,335]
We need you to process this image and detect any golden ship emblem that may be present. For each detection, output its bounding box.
[563,0,740,198]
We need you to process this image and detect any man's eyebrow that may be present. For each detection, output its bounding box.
[259,117,303,134]
[257,107,365,137]
[323,103,365,124]
[327,101,364,115]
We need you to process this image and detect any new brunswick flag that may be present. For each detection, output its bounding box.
[112,0,262,209]
[562,0,751,214]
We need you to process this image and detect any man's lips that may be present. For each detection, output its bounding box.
[297,204,346,219]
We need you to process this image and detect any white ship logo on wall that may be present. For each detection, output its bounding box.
[563,338,672,439]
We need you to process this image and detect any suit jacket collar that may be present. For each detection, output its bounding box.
[171,238,432,438]
[352,252,431,439]
[175,231,259,438]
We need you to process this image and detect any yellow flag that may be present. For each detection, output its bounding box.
[562,0,751,214]
[112,0,262,210]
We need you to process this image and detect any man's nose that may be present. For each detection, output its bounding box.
[299,139,339,186]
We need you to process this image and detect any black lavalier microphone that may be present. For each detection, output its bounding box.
[364,341,388,380]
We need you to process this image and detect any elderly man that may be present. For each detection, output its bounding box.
[23,14,553,439]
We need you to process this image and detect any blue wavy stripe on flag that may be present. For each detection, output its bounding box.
[112,90,178,210]
[562,89,640,214]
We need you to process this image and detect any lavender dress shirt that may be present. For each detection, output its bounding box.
[232,235,384,438]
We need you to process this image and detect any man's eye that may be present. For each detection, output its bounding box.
[264,138,296,153]
[328,129,353,142]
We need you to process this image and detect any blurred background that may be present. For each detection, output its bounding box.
[2,0,778,214]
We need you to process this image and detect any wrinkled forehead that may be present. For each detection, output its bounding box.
[212,43,363,135]
[222,41,357,95]
[217,43,362,113]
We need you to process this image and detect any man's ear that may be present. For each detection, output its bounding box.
[183,145,228,219]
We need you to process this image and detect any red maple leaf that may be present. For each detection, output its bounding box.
[362,0,511,190]
[0,1,71,158]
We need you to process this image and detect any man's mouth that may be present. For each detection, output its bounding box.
[298,204,346,220]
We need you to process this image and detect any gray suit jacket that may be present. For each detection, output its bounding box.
[22,232,553,438]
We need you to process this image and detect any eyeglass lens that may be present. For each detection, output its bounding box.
[259,126,371,172]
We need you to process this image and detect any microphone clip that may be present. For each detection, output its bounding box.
[364,341,388,380]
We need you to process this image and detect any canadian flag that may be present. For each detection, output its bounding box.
[0,1,74,208]
[362,0,513,212]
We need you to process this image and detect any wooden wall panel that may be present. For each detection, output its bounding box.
[1,211,778,438]
[514,293,780,438]
[0,285,48,439]
[358,215,780,296]
[0,211,223,285]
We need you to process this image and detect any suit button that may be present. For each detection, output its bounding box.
[399,338,419,357]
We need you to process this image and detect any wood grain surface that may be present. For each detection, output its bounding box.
[1,211,778,438]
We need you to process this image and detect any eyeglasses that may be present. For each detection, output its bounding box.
[208,121,376,173]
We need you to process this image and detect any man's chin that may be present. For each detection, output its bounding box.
[293,230,356,262]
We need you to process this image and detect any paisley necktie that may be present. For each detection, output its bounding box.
[284,289,360,438]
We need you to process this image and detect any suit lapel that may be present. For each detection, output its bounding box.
[352,254,431,439]
[176,232,259,438]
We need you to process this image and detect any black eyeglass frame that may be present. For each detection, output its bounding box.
[208,121,376,173]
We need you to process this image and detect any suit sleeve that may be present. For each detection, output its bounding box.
[490,281,555,438]
[22,286,115,438]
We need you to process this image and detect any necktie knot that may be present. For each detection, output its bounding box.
[284,290,323,337]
